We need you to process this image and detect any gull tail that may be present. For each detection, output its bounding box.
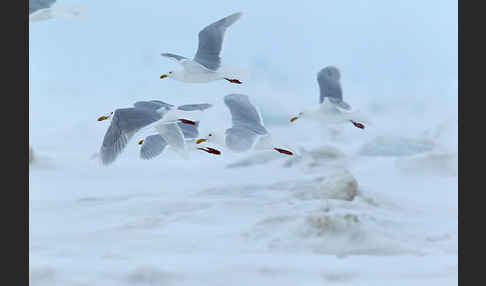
[162,109,203,124]
[254,135,274,151]
[219,65,250,84]
[328,98,352,110]
[336,100,351,110]
[344,110,370,126]
[328,110,371,127]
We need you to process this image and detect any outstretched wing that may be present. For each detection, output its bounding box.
[160,53,189,63]
[225,127,261,153]
[139,121,199,160]
[317,67,351,110]
[177,103,212,111]
[178,121,200,139]
[140,134,168,160]
[193,12,242,71]
[224,93,267,135]
[134,100,173,111]
[99,108,162,165]
[155,122,188,158]
[29,0,56,14]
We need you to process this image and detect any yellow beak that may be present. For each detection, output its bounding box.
[97,112,113,122]
[138,139,144,145]
[160,74,168,79]
[290,116,299,123]
[196,138,207,144]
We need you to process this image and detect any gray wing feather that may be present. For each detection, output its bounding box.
[30,0,56,14]
[193,12,242,70]
[225,127,260,153]
[140,122,198,160]
[134,100,173,111]
[99,108,162,165]
[156,122,186,154]
[317,67,351,110]
[332,100,351,110]
[224,94,267,135]
[178,121,199,139]
[140,134,168,160]
[161,53,188,63]
[177,103,212,111]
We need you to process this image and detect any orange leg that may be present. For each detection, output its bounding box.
[350,120,365,129]
[274,148,293,155]
[178,118,197,125]
[224,78,242,84]
[197,147,221,155]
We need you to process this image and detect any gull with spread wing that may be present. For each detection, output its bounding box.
[138,120,221,160]
[97,100,216,165]
[196,94,294,156]
[290,66,367,129]
[159,12,244,85]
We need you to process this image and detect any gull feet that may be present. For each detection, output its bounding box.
[274,148,293,156]
[350,120,365,129]
[197,147,221,155]
[178,118,197,125]
[224,78,242,84]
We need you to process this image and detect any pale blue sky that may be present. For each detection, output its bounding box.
[29,0,457,130]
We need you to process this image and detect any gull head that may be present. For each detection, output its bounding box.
[160,70,173,79]
[196,130,222,146]
[160,68,184,80]
[97,112,113,122]
[291,105,324,123]
[290,111,304,123]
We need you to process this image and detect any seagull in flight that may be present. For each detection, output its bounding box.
[196,94,294,156]
[290,66,367,129]
[159,12,244,85]
[96,100,215,165]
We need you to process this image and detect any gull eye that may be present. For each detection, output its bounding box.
[209,133,212,137]
[169,71,172,74]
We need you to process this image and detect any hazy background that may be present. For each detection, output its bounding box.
[29,2,457,285]
[29,0,457,143]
